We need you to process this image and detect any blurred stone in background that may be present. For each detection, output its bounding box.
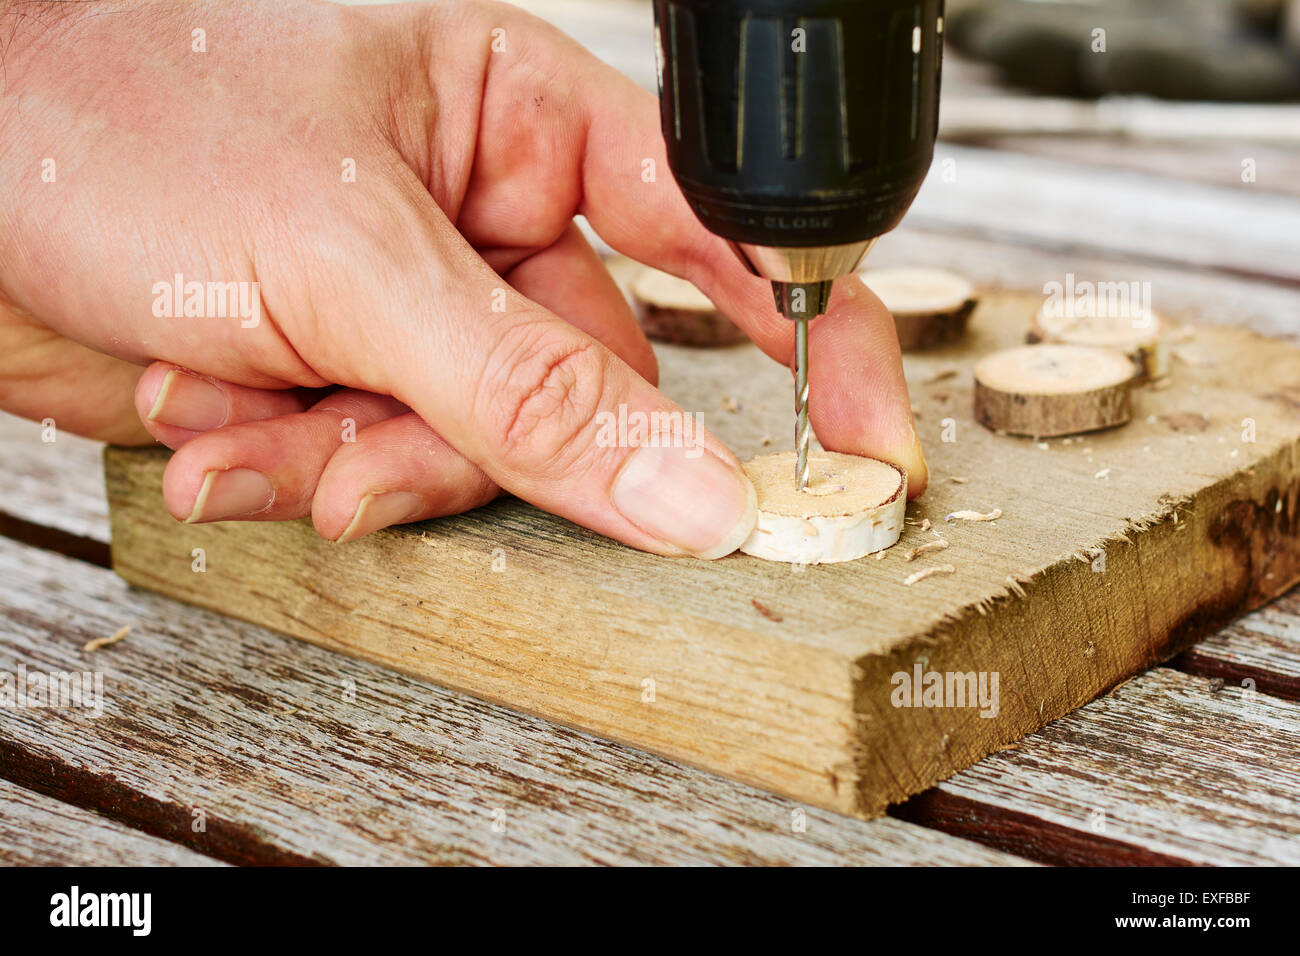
[946,0,1300,100]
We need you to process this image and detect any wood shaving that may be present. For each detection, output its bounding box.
[919,518,931,533]
[903,564,956,586]
[751,599,783,622]
[904,539,950,562]
[948,476,969,484]
[84,626,130,652]
[945,509,1002,522]
[1094,468,1111,480]
[802,482,846,497]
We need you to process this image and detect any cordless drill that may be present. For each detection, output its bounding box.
[652,0,945,489]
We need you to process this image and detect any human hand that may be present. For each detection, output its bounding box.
[0,0,926,557]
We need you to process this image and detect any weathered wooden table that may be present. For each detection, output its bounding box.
[1,0,1297,865]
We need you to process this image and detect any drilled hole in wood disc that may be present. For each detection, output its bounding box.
[739,452,907,564]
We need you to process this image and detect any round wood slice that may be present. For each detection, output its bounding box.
[739,452,907,564]
[631,267,745,347]
[974,344,1135,438]
[861,267,976,351]
[1029,302,1167,381]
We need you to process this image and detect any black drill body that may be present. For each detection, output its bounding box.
[653,0,945,489]
[653,0,945,307]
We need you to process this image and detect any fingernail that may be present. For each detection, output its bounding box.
[611,445,757,559]
[148,370,229,431]
[337,491,426,543]
[186,468,275,522]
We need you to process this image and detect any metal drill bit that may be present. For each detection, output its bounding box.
[794,317,810,492]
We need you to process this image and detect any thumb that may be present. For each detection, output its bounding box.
[417,298,756,559]
[345,211,757,559]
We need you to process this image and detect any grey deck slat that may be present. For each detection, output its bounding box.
[1175,590,1300,701]
[0,778,225,866]
[909,144,1300,283]
[0,537,1024,866]
[932,668,1300,865]
[0,413,109,544]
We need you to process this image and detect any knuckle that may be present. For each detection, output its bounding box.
[478,320,612,475]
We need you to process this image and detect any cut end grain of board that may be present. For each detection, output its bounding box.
[631,267,745,347]
[974,344,1135,438]
[860,267,976,351]
[739,452,906,564]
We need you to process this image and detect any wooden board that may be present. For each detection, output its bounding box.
[104,291,1300,819]
[0,537,1023,866]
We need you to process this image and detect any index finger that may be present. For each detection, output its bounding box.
[572,64,927,494]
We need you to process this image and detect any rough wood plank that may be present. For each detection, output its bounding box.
[909,668,1300,866]
[0,778,224,866]
[105,292,1300,818]
[0,538,1023,866]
